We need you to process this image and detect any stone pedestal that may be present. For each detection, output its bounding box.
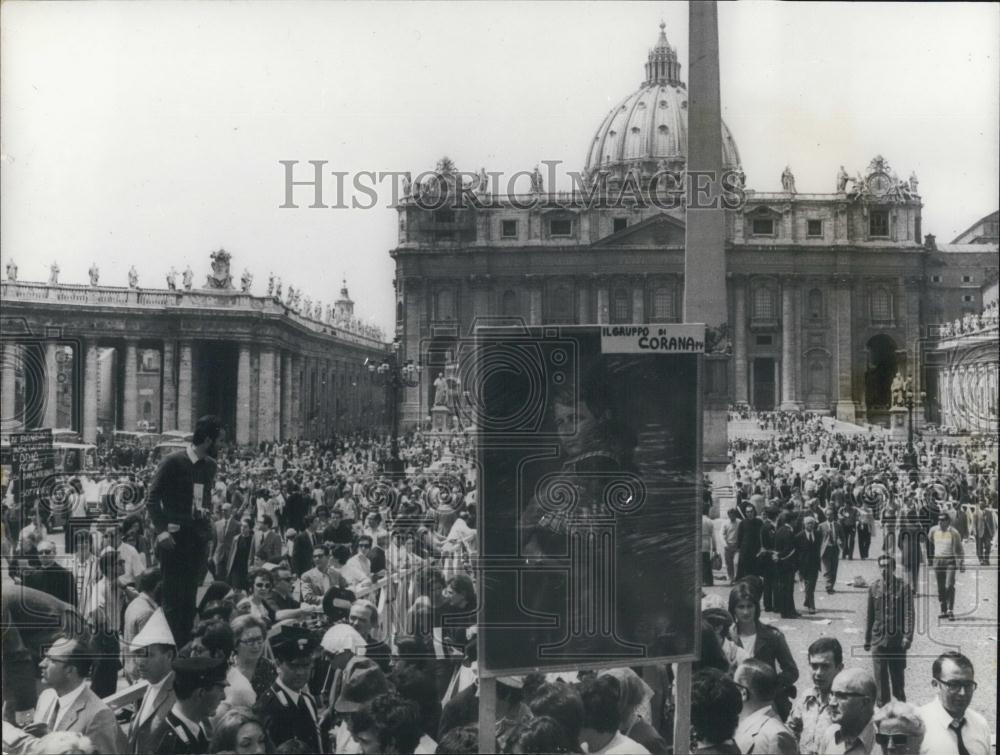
[431,405,452,432]
[889,407,908,442]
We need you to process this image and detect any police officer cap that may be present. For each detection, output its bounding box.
[171,655,227,687]
[269,623,319,662]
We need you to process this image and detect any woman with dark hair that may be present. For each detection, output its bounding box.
[727,582,799,721]
[508,715,580,754]
[209,706,269,754]
[690,668,742,754]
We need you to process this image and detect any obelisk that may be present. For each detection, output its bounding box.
[684,0,729,470]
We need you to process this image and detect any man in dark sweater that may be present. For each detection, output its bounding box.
[147,415,223,648]
[22,540,77,607]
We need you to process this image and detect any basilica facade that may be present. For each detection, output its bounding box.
[391,24,998,429]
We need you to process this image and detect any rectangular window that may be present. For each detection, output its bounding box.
[930,275,942,283]
[869,210,889,237]
[549,219,572,237]
[807,219,823,237]
[501,220,518,239]
[961,275,973,283]
[755,335,773,346]
[752,218,774,236]
[613,217,628,233]
[962,294,974,303]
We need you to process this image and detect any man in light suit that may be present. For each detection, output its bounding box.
[29,636,125,754]
[127,608,177,754]
[734,659,798,755]
[817,506,843,593]
[300,544,349,604]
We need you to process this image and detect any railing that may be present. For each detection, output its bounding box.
[1,281,387,348]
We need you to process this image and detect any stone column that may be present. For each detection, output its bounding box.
[577,278,590,324]
[527,279,543,325]
[2,343,21,432]
[289,354,302,439]
[273,352,283,439]
[779,281,800,409]
[257,347,276,442]
[732,277,748,404]
[686,0,729,469]
[83,340,99,444]
[123,341,138,431]
[177,341,193,433]
[632,277,645,323]
[43,342,59,428]
[596,282,610,324]
[161,341,177,431]
[236,343,252,446]
[833,278,856,422]
[281,352,292,440]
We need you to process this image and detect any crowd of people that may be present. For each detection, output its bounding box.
[1,408,996,754]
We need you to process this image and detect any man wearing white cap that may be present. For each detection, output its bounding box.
[128,608,177,754]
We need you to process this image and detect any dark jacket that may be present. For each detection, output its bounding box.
[734,622,800,691]
[23,563,77,606]
[255,682,324,753]
[794,530,822,579]
[865,576,914,649]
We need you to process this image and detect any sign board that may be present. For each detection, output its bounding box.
[11,429,54,510]
[475,325,703,676]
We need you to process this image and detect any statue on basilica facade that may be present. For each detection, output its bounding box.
[530,165,544,195]
[836,165,849,193]
[286,285,296,305]
[433,372,448,407]
[781,166,796,194]
[166,267,178,290]
[205,249,234,289]
[128,266,139,288]
[49,262,60,285]
[303,296,312,315]
[267,272,275,297]
[5,259,17,282]
[908,172,919,196]
[88,263,100,286]
[274,277,282,300]
[182,266,194,290]
[240,268,253,293]
[890,371,907,407]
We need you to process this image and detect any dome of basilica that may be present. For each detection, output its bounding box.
[583,23,741,177]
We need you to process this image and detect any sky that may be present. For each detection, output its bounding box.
[2,2,998,335]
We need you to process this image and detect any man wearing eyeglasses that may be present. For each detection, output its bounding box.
[342,535,374,588]
[816,668,877,755]
[22,539,77,606]
[872,701,924,755]
[916,652,989,755]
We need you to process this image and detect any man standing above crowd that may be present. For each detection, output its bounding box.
[147,414,224,647]
[818,506,843,594]
[917,652,990,755]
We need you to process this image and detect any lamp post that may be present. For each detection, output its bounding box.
[901,381,926,472]
[366,339,421,478]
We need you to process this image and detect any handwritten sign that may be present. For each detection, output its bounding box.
[11,429,54,508]
[601,324,706,354]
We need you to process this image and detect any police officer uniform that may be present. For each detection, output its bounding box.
[151,656,227,755]
[254,625,324,753]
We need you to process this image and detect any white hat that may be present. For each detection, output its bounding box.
[321,623,367,656]
[131,608,175,648]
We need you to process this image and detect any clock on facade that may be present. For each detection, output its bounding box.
[867,172,892,197]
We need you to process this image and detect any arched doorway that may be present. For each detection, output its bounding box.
[865,334,898,424]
